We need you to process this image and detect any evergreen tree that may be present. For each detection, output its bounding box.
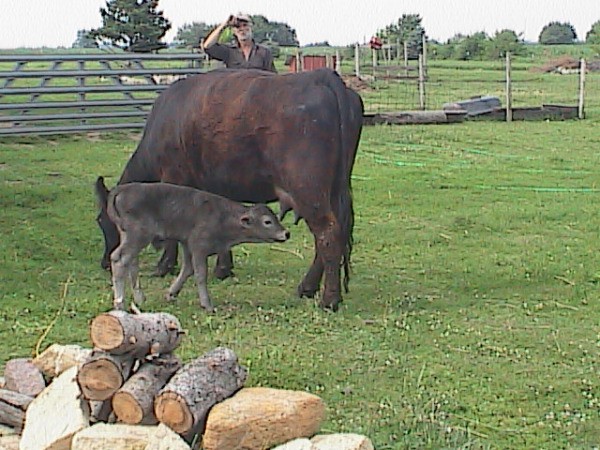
[538,22,577,44]
[90,0,171,52]
[379,14,426,59]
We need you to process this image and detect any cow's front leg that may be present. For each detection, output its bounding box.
[155,239,178,277]
[166,245,194,301]
[213,250,234,280]
[191,251,215,313]
[297,237,324,298]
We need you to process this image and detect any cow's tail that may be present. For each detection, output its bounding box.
[106,186,123,231]
[316,69,363,293]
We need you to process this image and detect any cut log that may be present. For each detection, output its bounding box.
[90,310,184,357]
[87,399,113,424]
[3,358,45,397]
[76,350,135,401]
[154,347,246,435]
[0,389,33,431]
[112,354,181,425]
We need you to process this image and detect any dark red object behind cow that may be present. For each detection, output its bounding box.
[96,68,363,311]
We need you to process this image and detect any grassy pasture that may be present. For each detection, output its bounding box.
[1,118,600,448]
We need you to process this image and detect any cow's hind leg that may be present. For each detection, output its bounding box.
[155,239,178,277]
[214,250,234,280]
[166,244,194,302]
[303,215,344,311]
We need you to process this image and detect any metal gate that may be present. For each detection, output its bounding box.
[0,52,205,136]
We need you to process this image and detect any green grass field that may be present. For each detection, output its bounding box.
[1,117,599,448]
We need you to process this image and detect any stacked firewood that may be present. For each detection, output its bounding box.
[76,310,247,438]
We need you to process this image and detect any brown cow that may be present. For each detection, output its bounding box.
[96,68,363,311]
[108,182,289,312]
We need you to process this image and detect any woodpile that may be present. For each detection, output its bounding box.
[0,309,373,450]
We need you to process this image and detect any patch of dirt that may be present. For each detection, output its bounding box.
[341,75,373,92]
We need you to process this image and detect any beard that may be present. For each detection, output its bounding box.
[236,29,253,42]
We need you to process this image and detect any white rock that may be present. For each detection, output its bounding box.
[311,433,374,450]
[32,344,92,379]
[272,438,316,450]
[0,434,19,450]
[71,423,190,450]
[145,423,190,450]
[19,366,89,450]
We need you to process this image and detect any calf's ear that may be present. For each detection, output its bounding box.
[240,214,254,228]
[95,176,110,209]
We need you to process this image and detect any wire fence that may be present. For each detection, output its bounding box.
[312,45,600,118]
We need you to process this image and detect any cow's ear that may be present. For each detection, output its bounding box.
[95,176,110,209]
[240,214,253,228]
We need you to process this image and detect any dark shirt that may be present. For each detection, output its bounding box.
[205,41,277,73]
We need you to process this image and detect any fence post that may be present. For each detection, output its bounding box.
[418,54,426,110]
[505,52,512,123]
[578,58,586,120]
[335,50,341,74]
[404,41,409,77]
[422,33,427,77]
[354,43,360,78]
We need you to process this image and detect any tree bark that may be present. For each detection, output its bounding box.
[76,351,135,401]
[112,354,181,425]
[154,347,247,435]
[0,389,34,431]
[90,311,184,358]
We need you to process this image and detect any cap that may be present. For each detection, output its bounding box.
[234,13,252,25]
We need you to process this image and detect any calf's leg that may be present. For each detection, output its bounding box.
[166,244,194,301]
[155,239,178,277]
[190,250,214,313]
[110,234,148,310]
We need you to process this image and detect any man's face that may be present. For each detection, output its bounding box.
[233,21,253,42]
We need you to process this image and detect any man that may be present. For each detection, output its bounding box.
[201,14,277,73]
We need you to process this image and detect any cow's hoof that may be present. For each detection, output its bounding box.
[319,300,340,312]
[155,263,177,277]
[165,292,177,302]
[297,283,319,298]
[213,266,234,280]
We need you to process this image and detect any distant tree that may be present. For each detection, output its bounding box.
[486,29,524,58]
[452,31,488,60]
[174,22,213,48]
[250,15,298,46]
[90,0,171,52]
[304,41,331,48]
[72,29,97,49]
[379,14,426,59]
[538,22,577,44]
[586,20,600,44]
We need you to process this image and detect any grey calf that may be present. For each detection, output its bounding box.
[107,182,290,311]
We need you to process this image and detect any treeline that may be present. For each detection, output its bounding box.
[73,1,600,57]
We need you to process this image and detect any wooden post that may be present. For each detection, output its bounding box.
[505,52,512,123]
[578,58,586,120]
[372,47,377,69]
[404,41,409,77]
[422,33,428,77]
[335,50,341,74]
[354,43,360,78]
[418,54,426,110]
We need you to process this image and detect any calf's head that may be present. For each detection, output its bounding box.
[239,204,290,243]
[95,176,120,270]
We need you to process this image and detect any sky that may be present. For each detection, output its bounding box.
[0,0,597,49]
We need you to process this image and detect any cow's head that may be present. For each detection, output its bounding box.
[95,176,120,270]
